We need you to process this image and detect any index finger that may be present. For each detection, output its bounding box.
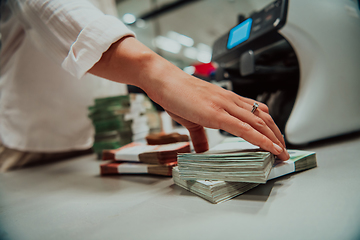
[237,96,286,148]
[216,112,289,160]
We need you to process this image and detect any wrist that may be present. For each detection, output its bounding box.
[88,36,185,109]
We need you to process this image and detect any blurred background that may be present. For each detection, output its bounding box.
[88,0,274,98]
[115,0,272,70]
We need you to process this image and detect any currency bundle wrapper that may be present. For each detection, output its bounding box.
[101,161,177,176]
[100,142,190,176]
[174,138,317,204]
[102,142,190,164]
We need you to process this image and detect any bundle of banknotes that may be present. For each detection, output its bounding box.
[178,150,275,183]
[88,94,161,158]
[174,138,317,203]
[101,161,178,176]
[100,141,190,176]
[172,166,259,204]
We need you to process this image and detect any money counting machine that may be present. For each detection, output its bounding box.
[212,0,360,145]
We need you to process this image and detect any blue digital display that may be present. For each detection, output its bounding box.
[227,18,253,49]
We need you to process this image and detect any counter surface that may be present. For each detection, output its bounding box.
[1,133,360,240]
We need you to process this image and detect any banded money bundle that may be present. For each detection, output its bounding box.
[174,138,317,204]
[178,150,275,183]
[88,94,161,158]
[101,141,190,176]
[172,166,259,203]
[101,161,177,176]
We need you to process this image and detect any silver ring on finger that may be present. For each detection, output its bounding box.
[251,102,259,114]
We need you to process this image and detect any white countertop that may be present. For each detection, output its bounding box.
[1,132,360,240]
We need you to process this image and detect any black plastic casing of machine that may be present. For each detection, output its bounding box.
[212,0,299,134]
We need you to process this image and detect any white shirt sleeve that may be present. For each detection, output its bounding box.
[10,0,135,79]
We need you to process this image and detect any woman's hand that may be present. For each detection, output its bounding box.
[146,72,289,160]
[89,37,290,161]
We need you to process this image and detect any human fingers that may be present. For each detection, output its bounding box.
[215,111,289,160]
[239,95,270,113]
[166,111,209,153]
[226,105,289,160]
[233,95,286,148]
[187,125,209,153]
[225,105,289,160]
[253,108,287,148]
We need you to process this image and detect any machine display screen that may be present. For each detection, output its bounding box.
[227,18,253,49]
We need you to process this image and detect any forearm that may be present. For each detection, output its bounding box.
[89,37,216,125]
[88,36,176,105]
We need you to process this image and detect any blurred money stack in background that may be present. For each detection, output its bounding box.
[88,94,161,158]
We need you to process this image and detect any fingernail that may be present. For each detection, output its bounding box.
[273,143,283,154]
[285,148,290,158]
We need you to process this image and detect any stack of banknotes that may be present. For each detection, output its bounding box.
[174,138,317,203]
[88,94,161,158]
[101,141,190,176]
[178,150,275,183]
[88,95,131,158]
[172,166,259,204]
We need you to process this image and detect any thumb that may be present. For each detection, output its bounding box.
[187,125,209,153]
[166,111,209,153]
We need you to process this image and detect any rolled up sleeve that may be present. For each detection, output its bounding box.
[12,0,135,79]
[62,14,135,79]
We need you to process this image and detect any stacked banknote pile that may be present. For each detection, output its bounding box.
[101,141,190,176]
[174,138,317,204]
[88,95,130,158]
[126,94,161,142]
[178,151,275,183]
[101,161,178,176]
[88,94,161,158]
[172,166,259,204]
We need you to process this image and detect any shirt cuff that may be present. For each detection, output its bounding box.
[62,15,135,79]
